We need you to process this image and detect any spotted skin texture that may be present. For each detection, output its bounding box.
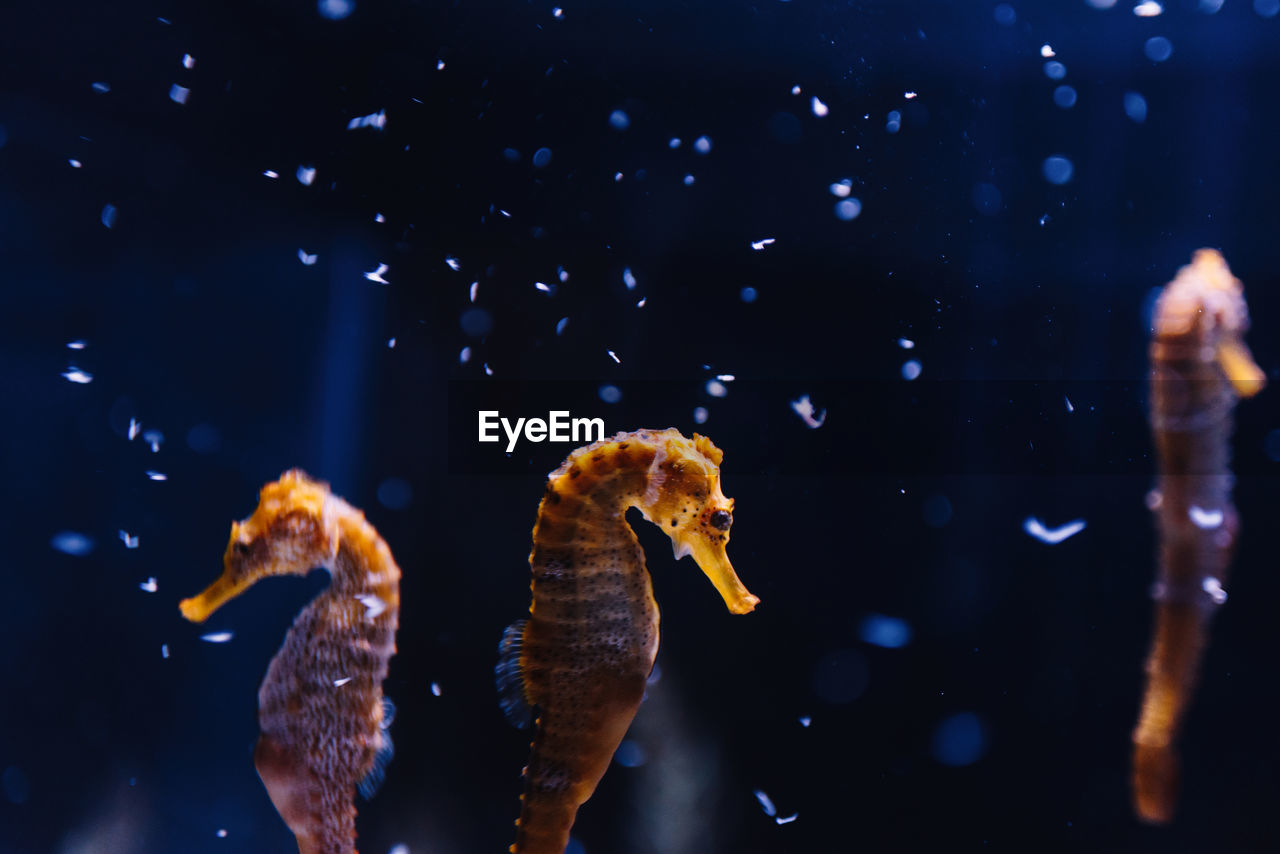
[508,429,758,854]
[180,470,401,854]
[1133,250,1264,824]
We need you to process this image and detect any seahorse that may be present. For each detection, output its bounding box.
[496,428,759,854]
[1132,249,1265,823]
[179,470,401,854]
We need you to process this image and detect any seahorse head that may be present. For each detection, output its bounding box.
[179,469,340,623]
[638,431,759,614]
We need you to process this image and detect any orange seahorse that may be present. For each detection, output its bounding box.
[1132,249,1265,823]
[497,428,759,854]
[179,470,401,854]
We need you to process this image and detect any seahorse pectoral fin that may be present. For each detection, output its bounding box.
[496,619,535,729]
[178,572,249,623]
[1216,339,1266,398]
[679,537,759,615]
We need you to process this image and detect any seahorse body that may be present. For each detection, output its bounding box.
[498,428,758,854]
[1133,249,1264,823]
[179,470,401,854]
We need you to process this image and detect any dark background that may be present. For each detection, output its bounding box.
[4,0,1280,852]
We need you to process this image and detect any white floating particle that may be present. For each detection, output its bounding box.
[92,81,111,93]
[139,577,158,593]
[1023,517,1086,545]
[751,238,776,250]
[636,298,646,307]
[169,84,190,104]
[790,395,827,428]
[555,317,569,336]
[389,846,410,854]
[608,110,630,130]
[67,339,86,349]
[1065,395,1074,413]
[716,374,736,382]
[431,682,442,696]
[182,53,196,69]
[901,359,922,380]
[128,418,142,440]
[101,204,118,228]
[365,263,390,284]
[535,281,553,294]
[263,169,279,179]
[614,171,624,182]
[1134,1,1163,15]
[776,814,799,825]
[607,350,621,364]
[387,337,396,348]
[1189,506,1224,529]
[483,363,494,376]
[145,471,167,481]
[356,593,387,620]
[557,266,569,282]
[296,165,316,185]
[68,159,82,168]
[334,676,353,687]
[811,96,829,117]
[347,109,387,130]
[468,281,478,302]
[693,135,712,154]
[829,179,852,197]
[791,84,801,95]
[459,346,472,364]
[886,110,901,133]
[706,380,728,398]
[201,632,233,643]
[898,338,915,349]
[161,644,170,659]
[552,6,563,17]
[683,174,695,185]
[693,406,709,424]
[119,530,140,548]
[51,532,95,556]
[143,429,164,452]
[754,790,778,817]
[1203,577,1228,605]
[298,249,318,265]
[444,256,461,272]
[798,716,812,727]
[623,267,637,289]
[834,198,862,221]
[375,212,385,223]
[904,91,918,99]
[437,59,446,70]
[62,368,93,384]
[216,829,227,839]
[1041,44,1055,58]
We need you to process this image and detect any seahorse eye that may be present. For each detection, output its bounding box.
[709,510,732,531]
[233,541,250,557]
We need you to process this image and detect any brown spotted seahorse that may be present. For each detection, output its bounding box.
[1133,249,1265,823]
[180,470,401,854]
[496,428,759,854]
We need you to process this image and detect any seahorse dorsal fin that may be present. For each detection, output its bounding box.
[496,620,534,729]
[357,697,396,800]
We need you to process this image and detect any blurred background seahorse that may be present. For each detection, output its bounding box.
[180,470,401,854]
[1133,250,1265,824]
[497,428,759,854]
